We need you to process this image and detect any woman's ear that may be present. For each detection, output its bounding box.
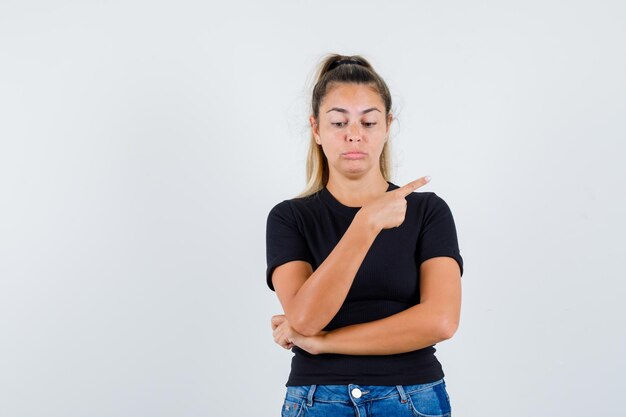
[309,115,321,144]
[386,113,393,140]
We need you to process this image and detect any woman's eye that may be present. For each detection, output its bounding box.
[331,122,376,127]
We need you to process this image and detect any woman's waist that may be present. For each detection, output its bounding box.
[285,377,445,403]
[292,345,437,364]
[289,345,441,379]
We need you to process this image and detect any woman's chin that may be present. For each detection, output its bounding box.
[341,165,372,177]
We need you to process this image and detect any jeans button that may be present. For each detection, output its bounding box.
[351,388,362,398]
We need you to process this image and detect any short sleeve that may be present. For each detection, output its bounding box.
[415,193,464,277]
[265,201,314,291]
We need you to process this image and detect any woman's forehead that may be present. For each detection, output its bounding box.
[321,83,384,112]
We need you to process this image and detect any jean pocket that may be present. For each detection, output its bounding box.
[281,397,305,417]
[406,379,451,417]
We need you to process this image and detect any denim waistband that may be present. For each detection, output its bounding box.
[285,378,445,407]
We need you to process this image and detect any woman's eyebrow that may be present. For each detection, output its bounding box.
[326,107,381,114]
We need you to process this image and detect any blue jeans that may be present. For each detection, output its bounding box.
[281,378,451,417]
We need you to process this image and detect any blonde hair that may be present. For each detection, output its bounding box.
[294,54,394,199]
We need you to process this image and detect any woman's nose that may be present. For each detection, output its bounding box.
[347,123,362,141]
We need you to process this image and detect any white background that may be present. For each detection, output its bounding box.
[1,1,625,416]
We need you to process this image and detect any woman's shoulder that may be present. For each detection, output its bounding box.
[267,191,322,217]
[402,187,453,215]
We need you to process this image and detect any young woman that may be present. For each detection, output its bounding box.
[265,54,464,417]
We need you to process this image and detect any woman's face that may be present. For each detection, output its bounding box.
[310,83,392,178]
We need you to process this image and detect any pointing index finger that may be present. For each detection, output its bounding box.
[397,176,430,197]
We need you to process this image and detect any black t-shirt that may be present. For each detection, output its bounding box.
[265,181,464,386]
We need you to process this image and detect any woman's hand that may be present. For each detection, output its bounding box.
[271,314,328,355]
[359,177,430,232]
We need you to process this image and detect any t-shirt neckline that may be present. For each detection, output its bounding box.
[320,181,396,217]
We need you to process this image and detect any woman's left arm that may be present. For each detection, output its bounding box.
[272,257,461,355]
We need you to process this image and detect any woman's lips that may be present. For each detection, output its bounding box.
[342,152,366,160]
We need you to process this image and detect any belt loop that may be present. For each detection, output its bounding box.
[306,384,317,407]
[396,385,408,403]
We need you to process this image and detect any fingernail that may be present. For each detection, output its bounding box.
[425,176,431,182]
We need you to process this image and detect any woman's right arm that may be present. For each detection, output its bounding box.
[272,178,429,337]
[272,211,379,337]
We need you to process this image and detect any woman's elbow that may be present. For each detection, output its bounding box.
[292,315,324,337]
[439,315,459,340]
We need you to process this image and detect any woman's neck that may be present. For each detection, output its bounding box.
[325,176,390,207]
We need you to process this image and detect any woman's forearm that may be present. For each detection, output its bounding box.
[289,211,380,336]
[318,302,450,355]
